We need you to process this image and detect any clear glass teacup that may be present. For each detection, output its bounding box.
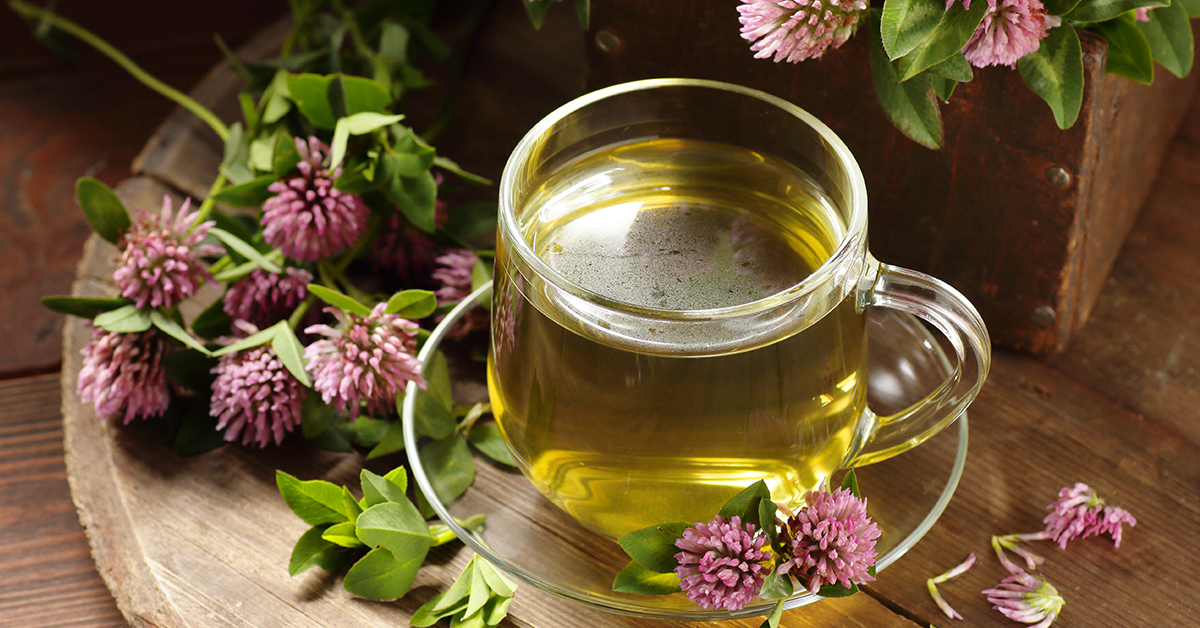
[487,79,990,539]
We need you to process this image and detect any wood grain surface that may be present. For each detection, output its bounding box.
[4,2,1200,628]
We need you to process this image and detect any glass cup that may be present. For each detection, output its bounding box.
[487,78,990,540]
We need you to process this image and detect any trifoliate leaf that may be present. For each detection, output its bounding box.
[617,522,691,574]
[360,468,409,508]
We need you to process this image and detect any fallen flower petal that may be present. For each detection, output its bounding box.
[983,570,1064,628]
[1042,482,1137,549]
[926,552,975,620]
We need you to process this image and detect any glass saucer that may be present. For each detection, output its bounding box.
[403,283,968,621]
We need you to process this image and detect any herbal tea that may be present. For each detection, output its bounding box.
[488,137,868,538]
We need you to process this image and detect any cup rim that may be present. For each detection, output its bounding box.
[498,78,870,320]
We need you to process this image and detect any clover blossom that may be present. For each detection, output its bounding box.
[962,0,1060,68]
[367,214,443,280]
[983,570,1064,627]
[210,324,305,448]
[674,515,771,611]
[1036,482,1137,549]
[738,0,868,63]
[926,552,975,620]
[433,248,490,339]
[778,486,881,595]
[113,195,223,309]
[260,136,369,262]
[78,326,172,423]
[223,267,313,328]
[304,303,425,418]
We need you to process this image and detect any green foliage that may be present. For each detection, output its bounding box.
[306,284,372,316]
[149,310,211,355]
[612,561,683,595]
[1018,25,1085,129]
[386,289,437,318]
[758,570,795,600]
[760,598,787,628]
[211,175,277,207]
[75,178,131,244]
[208,227,281,274]
[718,479,772,525]
[466,423,516,466]
[894,0,988,81]
[1065,0,1168,23]
[881,0,946,59]
[41,295,131,318]
[410,555,518,628]
[1137,1,1195,78]
[869,13,943,149]
[1093,13,1156,84]
[94,305,152,334]
[277,470,356,526]
[617,522,692,573]
[418,434,476,505]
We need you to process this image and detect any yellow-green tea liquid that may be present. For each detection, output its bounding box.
[489,138,867,538]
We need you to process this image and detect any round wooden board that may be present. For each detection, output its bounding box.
[59,9,922,628]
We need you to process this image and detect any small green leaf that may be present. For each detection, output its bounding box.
[149,310,212,355]
[419,435,476,505]
[477,557,517,597]
[191,299,232,340]
[1018,25,1085,128]
[759,570,795,600]
[306,284,372,316]
[432,156,491,186]
[94,305,152,333]
[220,122,253,184]
[612,561,683,595]
[467,423,517,466]
[1179,0,1200,18]
[412,561,474,627]
[1044,0,1084,15]
[273,132,302,178]
[380,157,438,233]
[841,469,862,498]
[1092,13,1155,84]
[41,295,131,318]
[466,559,491,618]
[386,289,437,318]
[413,350,455,438]
[366,419,407,459]
[270,322,312,387]
[287,73,338,129]
[212,175,277,207]
[880,0,946,59]
[276,470,353,525]
[208,227,281,273]
[213,259,262,282]
[343,111,406,135]
[523,0,556,28]
[817,582,861,598]
[760,598,787,628]
[288,525,353,576]
[927,52,974,81]
[869,13,944,149]
[75,178,131,244]
[342,486,363,520]
[334,74,393,116]
[617,522,690,573]
[212,325,276,356]
[1065,0,1168,22]
[360,468,409,508]
[896,0,989,81]
[718,480,772,523]
[343,546,426,600]
[323,521,365,547]
[248,135,274,173]
[482,595,513,626]
[263,69,293,125]
[1137,0,1194,78]
[355,502,435,559]
[930,74,958,101]
[759,497,782,554]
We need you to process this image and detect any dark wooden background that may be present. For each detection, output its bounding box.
[2,2,1200,627]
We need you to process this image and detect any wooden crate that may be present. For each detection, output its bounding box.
[584,3,1200,354]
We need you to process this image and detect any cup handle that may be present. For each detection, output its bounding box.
[846,256,992,467]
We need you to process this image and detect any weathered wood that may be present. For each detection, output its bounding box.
[584,6,1200,355]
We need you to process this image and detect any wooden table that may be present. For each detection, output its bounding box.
[3,4,1200,628]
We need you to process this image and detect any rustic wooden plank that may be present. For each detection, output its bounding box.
[864,351,1200,627]
[1044,128,1200,444]
[0,374,125,628]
